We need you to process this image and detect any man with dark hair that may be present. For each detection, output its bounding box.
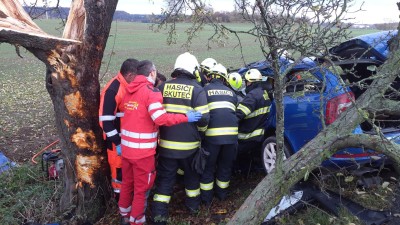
[155,72,167,87]
[118,60,202,225]
[99,58,139,199]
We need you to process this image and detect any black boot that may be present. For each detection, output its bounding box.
[201,189,213,206]
[185,196,200,214]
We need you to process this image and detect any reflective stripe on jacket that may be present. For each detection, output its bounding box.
[99,72,128,147]
[237,86,271,142]
[204,79,238,145]
[158,74,210,159]
[121,75,188,160]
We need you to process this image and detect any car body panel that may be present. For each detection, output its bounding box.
[329,30,398,62]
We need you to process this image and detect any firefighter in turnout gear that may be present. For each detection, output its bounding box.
[236,69,271,160]
[152,52,210,225]
[228,72,245,102]
[200,63,239,205]
[198,58,217,86]
[118,60,202,225]
[99,58,139,197]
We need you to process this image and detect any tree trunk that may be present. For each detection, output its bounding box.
[227,30,400,224]
[0,0,118,223]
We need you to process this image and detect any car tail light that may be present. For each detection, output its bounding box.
[325,92,355,125]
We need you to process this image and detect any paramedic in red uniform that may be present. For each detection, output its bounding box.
[118,60,202,225]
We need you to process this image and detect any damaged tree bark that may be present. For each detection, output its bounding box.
[0,0,118,223]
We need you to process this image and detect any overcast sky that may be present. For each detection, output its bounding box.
[21,0,399,24]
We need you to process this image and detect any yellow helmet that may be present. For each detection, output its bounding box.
[228,72,243,91]
[244,69,262,82]
[209,63,227,80]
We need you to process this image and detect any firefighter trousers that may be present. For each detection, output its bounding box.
[152,154,200,223]
[118,155,156,225]
[235,140,263,173]
[200,141,237,203]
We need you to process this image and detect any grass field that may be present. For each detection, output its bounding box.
[0,19,383,224]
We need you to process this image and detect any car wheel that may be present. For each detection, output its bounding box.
[261,136,292,174]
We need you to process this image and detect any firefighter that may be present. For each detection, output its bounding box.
[236,69,271,168]
[227,72,245,102]
[200,63,239,205]
[118,60,202,225]
[151,52,210,225]
[198,58,217,86]
[99,58,139,198]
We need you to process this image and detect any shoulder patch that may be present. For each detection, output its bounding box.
[163,83,193,99]
[207,89,233,97]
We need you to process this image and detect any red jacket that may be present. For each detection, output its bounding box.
[121,75,188,159]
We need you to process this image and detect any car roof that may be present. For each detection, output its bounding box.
[329,30,398,62]
[237,57,318,78]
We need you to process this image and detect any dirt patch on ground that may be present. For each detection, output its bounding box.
[1,125,59,163]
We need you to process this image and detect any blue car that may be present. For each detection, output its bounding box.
[237,31,400,173]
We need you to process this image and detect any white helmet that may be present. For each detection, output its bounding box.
[244,69,263,82]
[200,58,217,74]
[174,52,200,75]
[228,72,243,91]
[210,63,228,80]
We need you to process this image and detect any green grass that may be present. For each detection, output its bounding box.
[0,164,62,224]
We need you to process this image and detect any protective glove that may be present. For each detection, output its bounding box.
[186,111,202,122]
[191,147,210,175]
[116,145,122,156]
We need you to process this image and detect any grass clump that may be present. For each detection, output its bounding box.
[0,163,62,224]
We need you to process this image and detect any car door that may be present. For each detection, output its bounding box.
[283,70,324,152]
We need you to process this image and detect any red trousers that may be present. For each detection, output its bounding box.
[118,155,156,225]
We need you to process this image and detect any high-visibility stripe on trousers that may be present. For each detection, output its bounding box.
[200,141,237,202]
[107,148,122,194]
[152,154,200,222]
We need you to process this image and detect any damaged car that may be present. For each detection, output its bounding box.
[237,30,400,174]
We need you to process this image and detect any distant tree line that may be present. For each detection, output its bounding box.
[374,23,398,30]
[23,6,398,28]
[23,6,162,23]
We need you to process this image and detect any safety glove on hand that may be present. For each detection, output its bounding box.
[116,145,122,156]
[186,111,202,122]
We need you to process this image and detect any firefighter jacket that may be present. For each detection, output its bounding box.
[204,79,238,145]
[158,73,210,159]
[236,84,271,142]
[121,75,189,160]
[99,72,127,148]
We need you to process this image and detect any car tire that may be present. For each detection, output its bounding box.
[261,136,292,174]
